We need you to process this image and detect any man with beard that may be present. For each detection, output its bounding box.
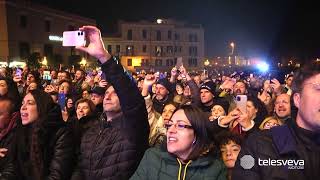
[152,78,173,114]
[274,93,291,122]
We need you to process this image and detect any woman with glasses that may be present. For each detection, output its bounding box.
[130,105,227,180]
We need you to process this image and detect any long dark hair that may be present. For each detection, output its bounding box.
[18,89,57,180]
[0,76,21,111]
[173,105,216,160]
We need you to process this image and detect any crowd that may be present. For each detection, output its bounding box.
[0,25,319,180]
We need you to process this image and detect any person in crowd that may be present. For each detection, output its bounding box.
[130,105,227,180]
[274,93,291,122]
[209,98,230,121]
[58,80,73,95]
[0,76,21,111]
[81,89,90,99]
[152,78,174,114]
[89,86,105,114]
[0,97,19,180]
[218,132,242,180]
[259,116,283,130]
[74,69,86,98]
[57,71,71,83]
[233,62,320,180]
[75,98,95,120]
[71,25,149,180]
[16,89,75,180]
[50,70,59,86]
[199,80,218,112]
[175,82,184,95]
[283,74,293,96]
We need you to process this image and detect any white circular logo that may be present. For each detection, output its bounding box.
[240,155,255,169]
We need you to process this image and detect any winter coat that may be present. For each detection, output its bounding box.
[130,146,227,180]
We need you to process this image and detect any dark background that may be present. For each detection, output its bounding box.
[30,0,320,62]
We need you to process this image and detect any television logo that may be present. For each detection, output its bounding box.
[240,155,304,170]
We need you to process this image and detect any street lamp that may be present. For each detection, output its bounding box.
[203,59,210,78]
[80,57,87,69]
[204,59,210,66]
[230,42,235,55]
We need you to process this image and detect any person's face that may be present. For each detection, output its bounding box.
[51,71,57,79]
[294,74,320,131]
[0,80,8,96]
[286,77,293,87]
[155,84,169,101]
[92,70,98,76]
[263,80,272,92]
[246,101,258,120]
[60,72,68,81]
[221,141,241,168]
[103,86,121,112]
[82,90,90,99]
[90,93,103,106]
[274,94,291,118]
[151,84,157,94]
[166,109,195,160]
[20,93,38,125]
[193,76,201,86]
[211,105,226,119]
[75,70,83,80]
[137,80,144,92]
[76,102,91,119]
[200,89,214,105]
[59,82,70,94]
[162,104,176,124]
[183,85,191,96]
[176,85,184,95]
[67,98,73,109]
[28,82,37,91]
[233,82,246,96]
[26,74,35,85]
[0,68,6,77]
[263,119,280,130]
[0,100,11,129]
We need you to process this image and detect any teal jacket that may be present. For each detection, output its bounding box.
[130,146,227,180]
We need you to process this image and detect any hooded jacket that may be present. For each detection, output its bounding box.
[130,146,227,180]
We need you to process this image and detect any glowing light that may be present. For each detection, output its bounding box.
[42,56,48,66]
[80,57,87,66]
[9,61,26,68]
[256,62,269,72]
[132,58,141,66]
[156,19,163,24]
[49,35,63,42]
[204,59,210,66]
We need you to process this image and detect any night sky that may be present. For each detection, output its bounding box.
[30,0,320,61]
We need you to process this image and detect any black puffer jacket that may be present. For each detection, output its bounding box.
[16,104,76,180]
[71,57,149,180]
[0,126,17,180]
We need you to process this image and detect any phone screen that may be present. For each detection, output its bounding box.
[58,93,66,111]
[176,57,183,69]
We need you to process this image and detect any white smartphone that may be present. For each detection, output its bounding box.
[62,31,86,47]
[235,95,247,113]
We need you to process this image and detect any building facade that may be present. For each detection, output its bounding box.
[103,19,205,72]
[0,0,96,68]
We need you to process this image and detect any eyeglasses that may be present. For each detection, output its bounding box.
[164,122,193,130]
[304,82,320,90]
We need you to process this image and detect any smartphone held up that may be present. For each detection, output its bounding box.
[62,30,86,47]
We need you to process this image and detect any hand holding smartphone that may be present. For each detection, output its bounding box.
[63,31,86,47]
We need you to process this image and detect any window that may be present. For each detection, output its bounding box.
[166,59,174,66]
[116,45,120,53]
[68,25,75,31]
[127,29,132,40]
[107,45,112,53]
[188,58,198,67]
[189,46,197,56]
[168,30,172,40]
[126,45,134,56]
[127,59,132,66]
[142,59,150,66]
[143,45,147,53]
[44,44,53,57]
[20,15,27,28]
[175,33,179,40]
[19,42,30,59]
[189,34,198,42]
[179,46,182,53]
[174,46,177,53]
[155,59,162,66]
[167,46,173,54]
[156,30,161,41]
[142,29,147,39]
[45,20,51,32]
[155,46,163,56]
